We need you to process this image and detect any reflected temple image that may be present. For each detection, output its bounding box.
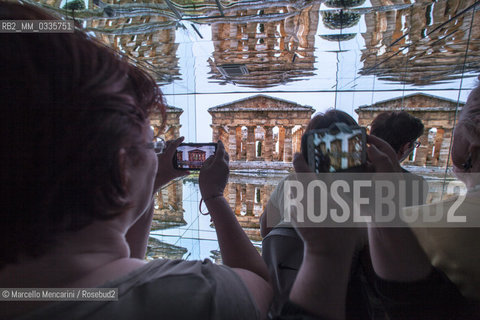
[360,0,480,85]
[208,2,320,87]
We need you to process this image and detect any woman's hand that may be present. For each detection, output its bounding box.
[366,135,402,172]
[199,140,229,200]
[153,137,189,192]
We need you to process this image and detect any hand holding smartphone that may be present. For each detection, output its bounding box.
[173,143,217,170]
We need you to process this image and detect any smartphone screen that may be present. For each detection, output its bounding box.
[173,143,217,170]
[303,124,366,173]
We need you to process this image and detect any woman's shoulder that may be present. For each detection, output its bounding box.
[102,258,230,290]
[111,259,260,319]
[15,259,260,320]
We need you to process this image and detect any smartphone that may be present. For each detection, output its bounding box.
[301,123,367,173]
[173,143,217,170]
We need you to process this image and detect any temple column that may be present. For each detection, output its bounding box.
[219,128,229,154]
[211,125,220,143]
[236,127,242,161]
[264,126,274,162]
[241,185,247,214]
[246,126,256,161]
[432,128,445,166]
[438,128,453,168]
[227,182,236,211]
[246,183,254,216]
[152,124,162,140]
[164,125,181,141]
[174,180,182,211]
[166,183,174,208]
[293,127,304,153]
[228,126,237,161]
[173,125,181,140]
[241,133,247,160]
[278,127,285,161]
[234,184,242,215]
[284,126,293,162]
[413,129,430,166]
[262,185,273,210]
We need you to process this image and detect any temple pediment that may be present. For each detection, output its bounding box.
[355,93,464,113]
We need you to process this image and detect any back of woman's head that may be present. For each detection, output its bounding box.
[0,1,166,267]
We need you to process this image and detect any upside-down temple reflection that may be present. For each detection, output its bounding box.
[226,173,284,241]
[27,0,480,87]
[152,179,186,230]
[360,0,480,85]
[208,2,320,87]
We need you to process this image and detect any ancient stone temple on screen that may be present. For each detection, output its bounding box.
[209,95,315,169]
[355,93,464,167]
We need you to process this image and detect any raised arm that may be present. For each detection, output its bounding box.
[366,135,432,281]
[283,153,360,320]
[126,137,189,259]
[199,141,272,318]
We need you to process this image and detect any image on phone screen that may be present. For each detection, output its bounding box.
[174,143,217,170]
[305,125,366,173]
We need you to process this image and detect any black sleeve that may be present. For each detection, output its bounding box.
[374,267,470,320]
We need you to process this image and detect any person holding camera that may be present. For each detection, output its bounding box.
[260,108,472,319]
[0,2,272,319]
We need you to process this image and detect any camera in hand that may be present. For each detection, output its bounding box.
[301,123,366,173]
[173,143,217,170]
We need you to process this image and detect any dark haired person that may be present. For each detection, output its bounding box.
[260,110,378,319]
[261,109,470,319]
[260,109,361,238]
[0,2,272,319]
[368,112,429,215]
[370,111,424,168]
